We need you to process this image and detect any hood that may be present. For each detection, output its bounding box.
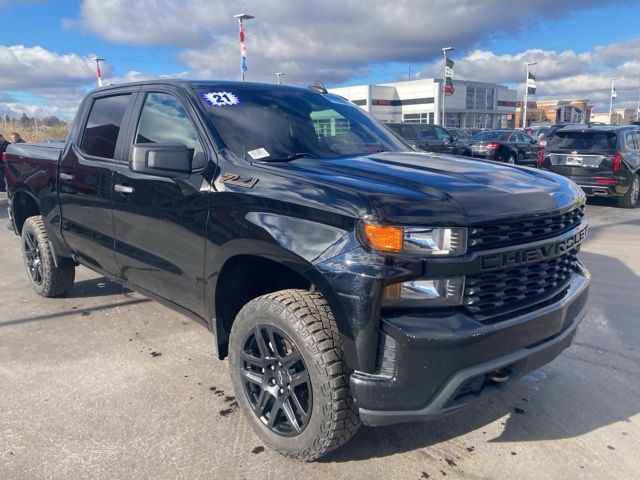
[260,152,585,225]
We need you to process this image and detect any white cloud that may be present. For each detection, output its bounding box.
[69,0,619,84]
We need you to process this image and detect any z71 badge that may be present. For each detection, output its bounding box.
[220,173,258,189]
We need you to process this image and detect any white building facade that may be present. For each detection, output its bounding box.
[329,78,517,129]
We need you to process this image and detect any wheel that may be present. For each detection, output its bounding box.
[229,289,360,461]
[506,154,516,165]
[21,215,75,297]
[618,174,640,208]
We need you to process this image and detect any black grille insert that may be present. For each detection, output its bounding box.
[468,205,585,251]
[464,250,580,322]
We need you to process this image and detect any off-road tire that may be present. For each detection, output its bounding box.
[618,174,639,209]
[229,289,361,461]
[21,215,75,297]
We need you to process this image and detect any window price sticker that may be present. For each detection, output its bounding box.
[201,91,240,107]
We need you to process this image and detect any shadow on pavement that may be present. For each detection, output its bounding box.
[0,298,151,328]
[323,249,640,462]
[67,276,132,298]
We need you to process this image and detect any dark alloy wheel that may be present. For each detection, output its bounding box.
[240,325,312,436]
[23,230,43,285]
[619,174,640,208]
[20,215,75,297]
[229,289,361,461]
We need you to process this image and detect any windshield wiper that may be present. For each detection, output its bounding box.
[267,152,319,162]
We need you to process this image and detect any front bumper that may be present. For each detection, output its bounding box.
[351,266,590,426]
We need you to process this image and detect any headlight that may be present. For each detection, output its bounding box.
[382,277,465,307]
[360,221,467,256]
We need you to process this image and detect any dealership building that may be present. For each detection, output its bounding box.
[329,78,517,129]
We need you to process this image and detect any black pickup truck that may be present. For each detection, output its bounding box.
[4,80,590,461]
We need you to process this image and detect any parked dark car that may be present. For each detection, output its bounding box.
[5,80,590,460]
[525,126,551,138]
[386,123,470,156]
[537,125,640,208]
[468,129,538,164]
[537,124,587,150]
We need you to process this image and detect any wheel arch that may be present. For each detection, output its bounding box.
[11,188,41,234]
[208,246,355,368]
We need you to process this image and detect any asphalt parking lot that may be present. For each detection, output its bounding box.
[0,193,638,480]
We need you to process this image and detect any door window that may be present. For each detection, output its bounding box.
[434,126,451,140]
[81,94,131,159]
[632,132,640,151]
[135,93,201,157]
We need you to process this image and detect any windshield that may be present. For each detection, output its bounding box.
[195,84,409,160]
[548,131,618,151]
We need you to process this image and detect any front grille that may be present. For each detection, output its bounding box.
[464,250,580,322]
[468,205,585,251]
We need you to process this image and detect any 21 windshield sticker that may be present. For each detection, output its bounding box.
[201,91,240,107]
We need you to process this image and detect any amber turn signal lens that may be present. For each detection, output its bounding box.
[363,223,404,252]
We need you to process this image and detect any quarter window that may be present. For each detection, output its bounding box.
[81,94,131,159]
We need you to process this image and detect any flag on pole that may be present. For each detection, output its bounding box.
[527,72,536,95]
[444,57,454,95]
[611,85,617,99]
[239,23,248,74]
[95,61,103,87]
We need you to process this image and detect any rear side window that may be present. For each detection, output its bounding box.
[81,94,131,159]
[624,131,637,150]
[548,131,618,151]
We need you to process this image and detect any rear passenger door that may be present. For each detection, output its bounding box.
[58,91,137,274]
[111,88,211,316]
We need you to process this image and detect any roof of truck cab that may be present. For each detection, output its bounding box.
[87,79,311,95]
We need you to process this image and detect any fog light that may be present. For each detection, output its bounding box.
[383,277,465,307]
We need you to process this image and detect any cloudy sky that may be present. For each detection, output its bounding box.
[1,0,639,119]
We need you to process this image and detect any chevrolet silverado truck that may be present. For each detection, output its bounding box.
[4,80,590,461]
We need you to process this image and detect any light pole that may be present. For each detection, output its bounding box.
[609,76,622,125]
[522,62,537,128]
[441,47,455,126]
[92,57,105,88]
[234,13,254,82]
[275,72,285,85]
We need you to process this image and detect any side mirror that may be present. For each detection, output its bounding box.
[130,143,192,177]
[443,136,453,144]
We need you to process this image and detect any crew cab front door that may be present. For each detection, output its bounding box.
[112,89,210,316]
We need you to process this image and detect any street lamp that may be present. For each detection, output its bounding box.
[609,76,622,125]
[275,72,285,85]
[522,62,537,128]
[441,47,455,127]
[234,13,254,82]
